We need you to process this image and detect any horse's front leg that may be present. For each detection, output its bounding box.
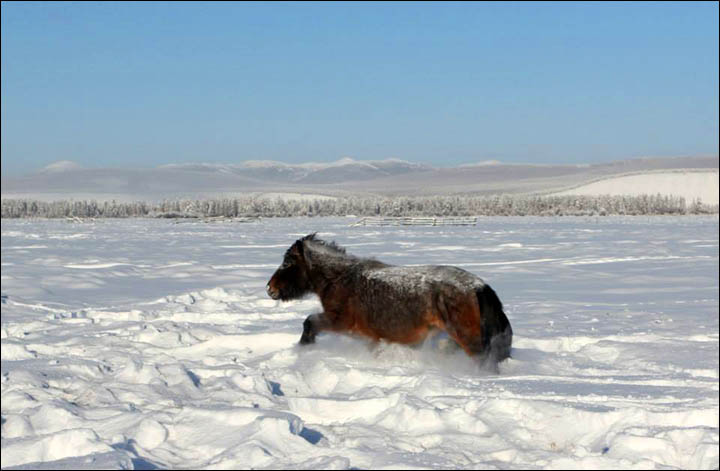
[299,313,332,345]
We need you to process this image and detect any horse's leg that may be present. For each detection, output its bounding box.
[300,309,357,345]
[299,313,332,345]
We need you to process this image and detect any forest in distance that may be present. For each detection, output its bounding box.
[2,193,717,219]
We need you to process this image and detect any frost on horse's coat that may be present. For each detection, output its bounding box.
[266,234,512,364]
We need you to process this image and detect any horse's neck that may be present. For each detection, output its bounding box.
[308,252,353,292]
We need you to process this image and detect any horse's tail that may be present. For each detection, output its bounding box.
[476,284,513,362]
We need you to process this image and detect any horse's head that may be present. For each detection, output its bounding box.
[267,236,314,301]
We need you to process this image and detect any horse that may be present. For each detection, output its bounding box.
[266,233,513,364]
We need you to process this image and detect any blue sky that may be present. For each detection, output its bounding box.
[1,1,718,175]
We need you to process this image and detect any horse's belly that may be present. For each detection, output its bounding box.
[357,291,437,342]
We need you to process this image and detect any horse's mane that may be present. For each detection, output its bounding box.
[300,233,349,258]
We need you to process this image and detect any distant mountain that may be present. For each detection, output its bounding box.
[38,160,85,173]
[159,158,432,184]
[1,156,717,201]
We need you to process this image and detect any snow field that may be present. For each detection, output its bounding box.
[1,216,718,469]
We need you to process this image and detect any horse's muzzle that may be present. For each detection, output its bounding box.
[266,283,280,300]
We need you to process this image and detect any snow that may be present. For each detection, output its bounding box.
[362,265,485,293]
[1,216,718,469]
[551,170,719,206]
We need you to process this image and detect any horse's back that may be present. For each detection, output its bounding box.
[361,264,484,295]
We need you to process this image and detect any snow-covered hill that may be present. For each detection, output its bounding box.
[550,170,719,206]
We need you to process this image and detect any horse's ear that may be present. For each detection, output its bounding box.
[293,240,313,269]
[291,240,304,257]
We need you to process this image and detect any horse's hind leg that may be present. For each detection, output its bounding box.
[446,328,511,374]
[439,297,510,368]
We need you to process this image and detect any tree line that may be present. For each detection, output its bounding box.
[1,193,715,219]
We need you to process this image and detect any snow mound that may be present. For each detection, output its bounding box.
[1,429,114,468]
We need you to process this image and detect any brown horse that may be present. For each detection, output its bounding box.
[267,234,512,364]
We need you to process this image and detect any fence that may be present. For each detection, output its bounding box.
[351,217,477,227]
